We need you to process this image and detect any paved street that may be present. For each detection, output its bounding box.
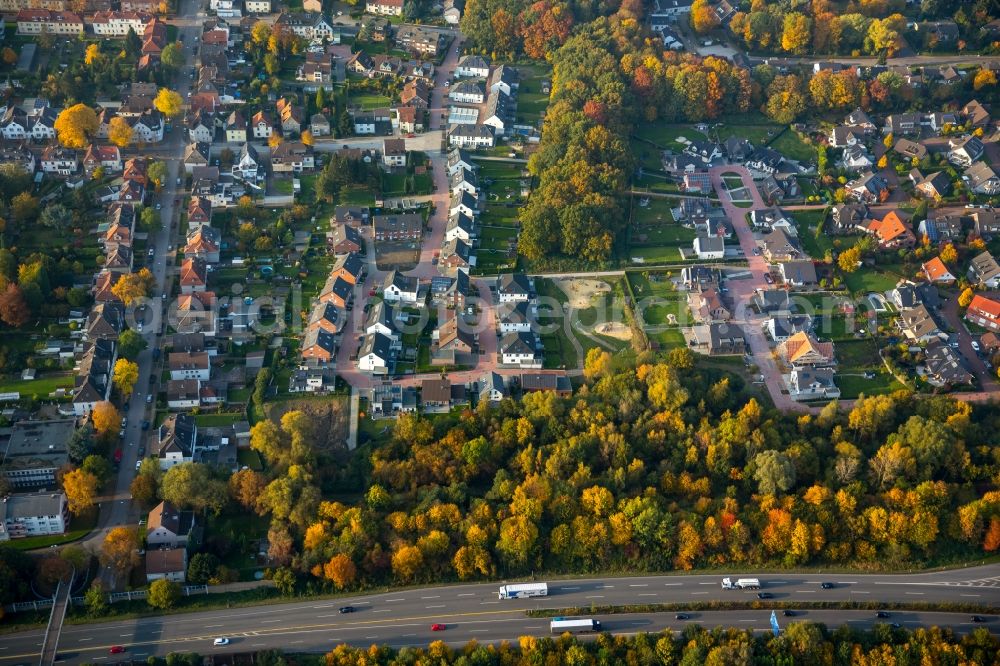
[6,566,999,663]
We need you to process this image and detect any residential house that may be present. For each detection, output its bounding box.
[223,110,246,143]
[187,110,214,143]
[694,322,746,355]
[169,351,210,380]
[297,56,333,89]
[166,379,201,409]
[885,113,922,134]
[0,492,69,541]
[450,167,478,197]
[968,251,1000,288]
[829,125,866,148]
[844,107,876,133]
[767,313,812,342]
[310,113,330,136]
[434,313,475,363]
[335,206,368,227]
[456,54,490,78]
[722,136,753,161]
[183,142,210,173]
[482,90,513,136]
[358,332,393,374]
[301,327,337,363]
[847,171,890,203]
[274,11,334,40]
[965,162,1000,195]
[382,138,406,168]
[962,99,991,129]
[830,203,868,234]
[233,143,263,184]
[450,190,478,218]
[145,548,187,583]
[443,0,463,26]
[893,137,928,161]
[85,302,126,341]
[488,64,518,96]
[967,293,1000,331]
[445,211,475,243]
[187,196,212,227]
[373,213,421,242]
[922,256,956,284]
[890,280,941,311]
[440,238,473,272]
[779,260,818,288]
[898,303,944,343]
[73,338,118,415]
[40,146,78,176]
[449,79,486,104]
[499,331,541,368]
[683,172,713,193]
[693,234,724,260]
[329,223,363,255]
[179,257,208,293]
[421,378,456,412]
[479,372,507,403]
[1,420,75,489]
[396,25,445,56]
[787,367,840,401]
[396,106,422,133]
[82,145,122,175]
[974,209,1000,238]
[496,300,533,333]
[924,341,974,387]
[155,413,197,470]
[745,147,783,176]
[329,252,365,285]
[779,331,835,367]
[949,135,985,167]
[270,141,314,173]
[251,110,274,138]
[927,111,959,133]
[366,0,403,15]
[16,9,83,35]
[276,97,305,135]
[308,302,342,336]
[449,124,495,148]
[840,145,873,171]
[382,270,419,304]
[497,273,532,303]
[913,170,951,199]
[759,227,802,262]
[865,210,915,249]
[519,373,572,396]
[688,286,730,323]
[184,225,221,263]
[917,213,965,243]
[318,275,353,309]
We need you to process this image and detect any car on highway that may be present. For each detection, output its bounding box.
[756,592,772,599]
[213,638,230,646]
[782,610,795,616]
[674,613,689,620]
[109,646,126,654]
[820,582,834,589]
[338,606,355,613]
[431,624,446,631]
[875,611,890,618]
[972,615,985,623]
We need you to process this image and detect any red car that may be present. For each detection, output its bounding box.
[109,646,126,654]
[431,624,446,632]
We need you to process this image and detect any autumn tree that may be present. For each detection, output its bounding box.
[161,462,228,514]
[112,359,139,397]
[111,267,154,305]
[690,0,719,34]
[229,468,267,513]
[100,527,139,577]
[391,544,424,581]
[974,68,997,91]
[154,88,184,118]
[84,43,102,66]
[939,243,958,265]
[130,472,158,506]
[753,450,796,496]
[62,469,98,515]
[958,287,975,308]
[147,161,168,188]
[0,284,31,327]
[300,129,314,146]
[781,13,812,54]
[54,104,99,148]
[322,554,357,589]
[91,401,121,440]
[147,579,180,609]
[11,192,38,223]
[107,117,133,148]
[838,246,862,272]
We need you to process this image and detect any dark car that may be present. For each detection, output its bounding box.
[820,582,834,589]
[972,616,985,623]
[338,606,355,614]
[757,592,772,599]
[890,623,901,629]
[141,420,150,431]
[782,610,795,617]
[674,613,689,620]
[876,611,890,619]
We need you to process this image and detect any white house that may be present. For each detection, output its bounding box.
[694,235,724,260]
[0,492,68,541]
[449,124,494,148]
[168,351,211,380]
[358,331,393,374]
[382,270,419,304]
[499,331,542,368]
[455,55,490,78]
[497,273,532,303]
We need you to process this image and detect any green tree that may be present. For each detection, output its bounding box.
[67,424,95,464]
[147,579,181,609]
[117,329,147,360]
[84,581,108,616]
[161,42,184,70]
[81,454,112,485]
[753,450,797,496]
[187,553,220,584]
[161,463,228,514]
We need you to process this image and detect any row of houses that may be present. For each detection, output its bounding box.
[448,65,519,149]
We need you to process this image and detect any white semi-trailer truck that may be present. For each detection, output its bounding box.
[721,577,761,590]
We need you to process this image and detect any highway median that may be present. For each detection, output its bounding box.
[526,600,999,617]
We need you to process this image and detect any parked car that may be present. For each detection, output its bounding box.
[972,615,985,623]
[972,340,981,352]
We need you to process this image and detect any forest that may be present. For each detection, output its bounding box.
[132,349,1000,593]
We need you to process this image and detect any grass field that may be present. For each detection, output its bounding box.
[631,139,666,172]
[535,278,578,370]
[768,129,815,163]
[350,93,393,110]
[514,64,552,124]
[633,123,706,149]
[844,266,903,294]
[340,185,377,205]
[0,372,74,397]
[792,209,835,260]
[715,124,781,146]
[479,225,518,251]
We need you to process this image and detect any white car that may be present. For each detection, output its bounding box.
[213,638,230,646]
[972,340,981,352]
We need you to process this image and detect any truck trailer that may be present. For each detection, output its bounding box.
[721,577,761,590]
[498,582,549,599]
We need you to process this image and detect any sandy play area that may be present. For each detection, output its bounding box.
[595,322,632,341]
[555,278,612,309]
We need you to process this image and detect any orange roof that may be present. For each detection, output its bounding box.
[783,331,835,364]
[868,210,911,242]
[970,294,1000,319]
[922,256,953,282]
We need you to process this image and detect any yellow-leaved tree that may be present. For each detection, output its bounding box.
[62,468,98,515]
[153,88,183,117]
[108,116,133,148]
[54,104,99,148]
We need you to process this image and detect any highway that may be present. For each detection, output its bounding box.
[4,567,999,663]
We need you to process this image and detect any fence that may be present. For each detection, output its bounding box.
[4,585,209,614]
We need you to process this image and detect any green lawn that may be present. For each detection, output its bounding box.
[652,327,686,349]
[475,161,523,180]
[0,372,74,397]
[631,139,666,172]
[350,93,393,110]
[837,372,906,400]
[535,278,578,370]
[633,122,706,149]
[202,513,270,581]
[793,209,834,260]
[479,225,518,250]
[479,208,519,226]
[273,178,294,195]
[237,448,263,471]
[194,412,244,427]
[632,197,675,225]
[715,124,781,146]
[844,266,903,294]
[340,185,377,205]
[768,129,815,163]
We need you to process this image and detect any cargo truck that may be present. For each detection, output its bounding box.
[721,577,760,590]
[498,583,548,599]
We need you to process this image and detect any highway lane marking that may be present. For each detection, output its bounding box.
[318,614,342,618]
[585,595,604,599]
[480,601,499,604]
[402,634,416,637]
[629,584,648,588]
[852,591,870,594]
[469,630,489,633]
[261,619,282,623]
[205,625,222,629]
[691,592,708,595]
[426,605,445,609]
[373,609,391,613]
[387,598,406,602]
[603,585,615,588]
[739,620,754,622]
[795,590,815,593]
[457,593,475,597]
[121,633,132,636]
[698,582,715,585]
[771,581,788,584]
[663,583,681,586]
[837,581,857,584]
[906,592,925,595]
[78,638,92,642]
[421,596,440,599]
[961,594,981,597]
